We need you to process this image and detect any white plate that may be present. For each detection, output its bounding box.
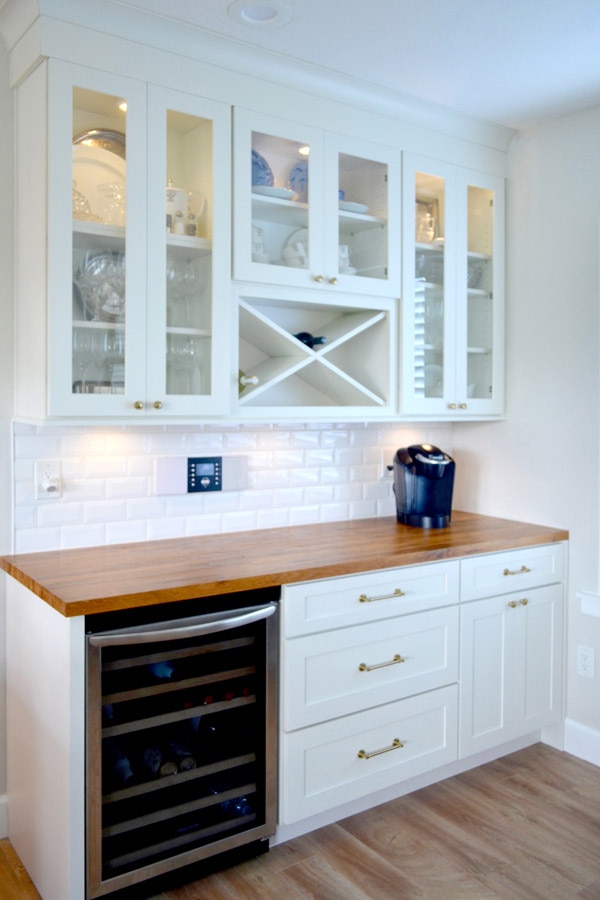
[339,200,368,214]
[252,185,298,201]
[284,227,309,249]
[72,145,126,222]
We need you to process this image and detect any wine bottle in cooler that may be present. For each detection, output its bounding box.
[103,739,135,786]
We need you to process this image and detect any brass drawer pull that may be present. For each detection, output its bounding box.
[359,654,405,672]
[503,565,531,576]
[508,600,518,608]
[358,737,403,760]
[520,598,529,606]
[359,588,405,603]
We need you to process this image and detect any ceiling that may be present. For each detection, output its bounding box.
[109,0,600,129]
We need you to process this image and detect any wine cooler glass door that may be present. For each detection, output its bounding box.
[86,600,278,898]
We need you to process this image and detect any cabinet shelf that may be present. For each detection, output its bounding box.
[339,211,386,235]
[251,195,308,227]
[166,327,211,338]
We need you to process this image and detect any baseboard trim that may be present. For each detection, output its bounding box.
[0,794,7,839]
[564,718,600,767]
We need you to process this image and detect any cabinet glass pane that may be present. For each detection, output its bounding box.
[165,109,214,396]
[466,185,494,401]
[250,132,310,269]
[338,153,388,282]
[72,87,127,395]
[415,172,445,399]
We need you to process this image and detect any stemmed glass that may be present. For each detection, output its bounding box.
[73,329,92,391]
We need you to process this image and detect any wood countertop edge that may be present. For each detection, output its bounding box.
[0,514,569,618]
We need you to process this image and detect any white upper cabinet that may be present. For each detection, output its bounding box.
[233,108,401,299]
[8,8,506,425]
[400,154,505,418]
[39,61,230,418]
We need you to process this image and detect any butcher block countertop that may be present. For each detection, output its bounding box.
[0,511,568,618]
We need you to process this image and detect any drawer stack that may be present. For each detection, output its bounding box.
[279,561,460,823]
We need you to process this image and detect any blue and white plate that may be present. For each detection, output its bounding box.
[288,160,308,202]
[252,149,274,187]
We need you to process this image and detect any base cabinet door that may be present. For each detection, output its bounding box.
[459,584,563,758]
[280,685,458,824]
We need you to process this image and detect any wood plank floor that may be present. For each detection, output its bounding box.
[2,743,600,900]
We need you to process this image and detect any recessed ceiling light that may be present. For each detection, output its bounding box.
[227,0,292,27]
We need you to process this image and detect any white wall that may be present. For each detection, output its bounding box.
[453,103,600,738]
[0,35,14,833]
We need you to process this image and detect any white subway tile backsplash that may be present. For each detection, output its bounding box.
[126,497,168,520]
[223,511,258,532]
[289,504,320,526]
[272,487,305,508]
[239,490,274,511]
[105,520,148,545]
[15,434,62,459]
[148,517,186,541]
[256,507,289,529]
[319,501,350,522]
[335,482,365,501]
[11,421,454,552]
[60,523,106,548]
[290,467,320,486]
[37,501,83,527]
[334,448,363,466]
[186,431,224,453]
[223,431,258,451]
[186,513,223,536]
[84,455,128,478]
[304,485,335,505]
[349,499,378,519]
[272,450,305,468]
[16,527,62,553]
[83,500,127,524]
[106,477,149,500]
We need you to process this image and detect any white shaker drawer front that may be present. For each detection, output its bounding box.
[280,685,458,824]
[460,543,565,601]
[282,606,459,730]
[281,560,460,637]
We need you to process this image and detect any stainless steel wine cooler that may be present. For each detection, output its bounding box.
[85,590,279,898]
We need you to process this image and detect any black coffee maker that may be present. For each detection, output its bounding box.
[392,444,455,528]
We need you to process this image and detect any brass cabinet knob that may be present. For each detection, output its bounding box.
[134,401,144,410]
[153,400,163,410]
[328,277,338,285]
[314,274,324,283]
[459,403,467,409]
[520,598,529,606]
[508,600,518,608]
[448,403,457,410]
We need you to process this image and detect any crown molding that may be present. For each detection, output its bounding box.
[0,0,515,151]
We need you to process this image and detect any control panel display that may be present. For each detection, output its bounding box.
[187,457,222,492]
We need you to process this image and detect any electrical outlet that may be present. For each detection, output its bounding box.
[577,644,595,679]
[34,459,62,499]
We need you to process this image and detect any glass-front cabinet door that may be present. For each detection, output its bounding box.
[233,108,400,298]
[47,62,229,417]
[401,154,504,417]
[146,87,230,416]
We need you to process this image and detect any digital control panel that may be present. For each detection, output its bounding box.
[187,456,222,492]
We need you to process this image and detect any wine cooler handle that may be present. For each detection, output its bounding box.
[87,602,277,647]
